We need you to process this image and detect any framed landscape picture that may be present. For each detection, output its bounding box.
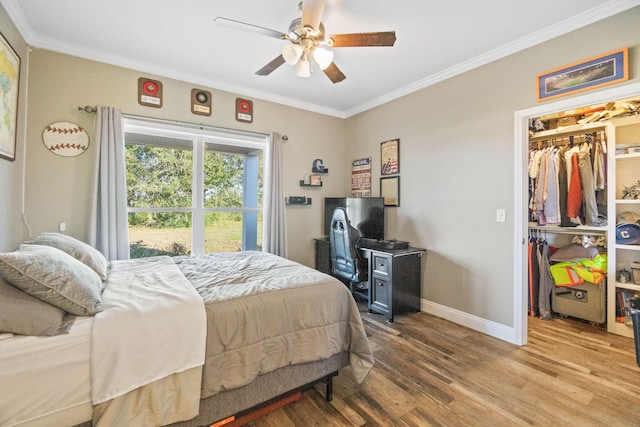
[0,31,20,161]
[537,48,628,101]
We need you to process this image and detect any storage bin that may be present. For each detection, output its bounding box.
[631,261,640,284]
[552,281,606,324]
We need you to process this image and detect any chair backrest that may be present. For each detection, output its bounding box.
[329,207,364,284]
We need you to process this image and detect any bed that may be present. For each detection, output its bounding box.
[0,235,374,427]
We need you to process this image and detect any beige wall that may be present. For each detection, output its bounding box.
[4,5,640,332]
[0,2,28,252]
[23,49,346,267]
[346,7,640,326]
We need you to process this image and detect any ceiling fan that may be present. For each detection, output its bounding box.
[214,0,396,83]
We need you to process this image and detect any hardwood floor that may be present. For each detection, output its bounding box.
[247,306,640,426]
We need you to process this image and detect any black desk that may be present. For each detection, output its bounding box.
[313,238,426,322]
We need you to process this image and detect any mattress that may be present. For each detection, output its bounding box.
[0,317,93,427]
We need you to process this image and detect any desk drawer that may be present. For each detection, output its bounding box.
[372,254,390,275]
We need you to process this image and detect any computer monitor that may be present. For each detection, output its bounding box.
[324,197,385,240]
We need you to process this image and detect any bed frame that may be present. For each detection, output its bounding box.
[168,351,348,427]
[73,351,348,427]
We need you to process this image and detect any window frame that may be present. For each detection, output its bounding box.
[123,116,269,256]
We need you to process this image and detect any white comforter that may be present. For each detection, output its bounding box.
[91,256,206,408]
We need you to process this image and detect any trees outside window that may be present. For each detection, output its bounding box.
[124,118,266,258]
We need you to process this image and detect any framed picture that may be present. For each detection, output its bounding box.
[380,176,400,207]
[537,48,628,101]
[310,174,322,186]
[380,138,399,175]
[0,31,20,161]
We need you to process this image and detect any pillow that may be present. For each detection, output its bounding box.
[0,277,75,336]
[24,232,108,281]
[549,243,599,262]
[0,245,103,316]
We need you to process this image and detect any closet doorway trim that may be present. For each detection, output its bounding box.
[513,82,640,346]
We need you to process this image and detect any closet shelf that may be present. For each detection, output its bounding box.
[528,223,607,235]
[616,199,640,204]
[616,281,640,292]
[616,153,640,159]
[529,121,607,142]
[615,244,640,251]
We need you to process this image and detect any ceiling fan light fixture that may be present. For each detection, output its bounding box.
[312,46,333,70]
[295,58,311,78]
[282,44,303,65]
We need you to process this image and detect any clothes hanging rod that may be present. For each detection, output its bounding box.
[529,127,604,143]
[528,133,601,148]
[528,224,607,236]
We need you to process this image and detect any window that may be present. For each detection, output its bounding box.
[124,117,268,258]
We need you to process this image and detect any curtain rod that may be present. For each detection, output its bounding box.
[78,105,97,113]
[79,107,287,140]
[122,113,269,139]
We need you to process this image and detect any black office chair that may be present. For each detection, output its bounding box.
[329,207,367,292]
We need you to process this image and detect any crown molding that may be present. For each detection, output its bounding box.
[3,0,639,119]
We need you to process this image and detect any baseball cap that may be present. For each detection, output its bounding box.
[616,223,640,244]
[616,211,640,224]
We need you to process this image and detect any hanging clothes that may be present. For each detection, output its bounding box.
[534,148,549,225]
[557,145,572,226]
[528,131,608,227]
[543,147,560,224]
[578,143,602,226]
[537,240,553,320]
[566,153,583,219]
[528,234,540,317]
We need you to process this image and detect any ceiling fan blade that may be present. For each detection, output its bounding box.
[322,62,346,84]
[255,55,286,76]
[328,31,397,47]
[214,17,286,40]
[301,0,326,32]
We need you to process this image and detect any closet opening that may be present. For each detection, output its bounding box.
[514,82,640,346]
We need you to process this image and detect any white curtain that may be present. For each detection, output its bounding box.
[88,107,130,261]
[263,132,287,257]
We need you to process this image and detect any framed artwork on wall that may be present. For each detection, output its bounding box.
[380,176,400,207]
[380,138,399,175]
[537,48,628,101]
[351,157,371,197]
[0,31,20,161]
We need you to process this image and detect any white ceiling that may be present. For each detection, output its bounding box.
[3,0,639,118]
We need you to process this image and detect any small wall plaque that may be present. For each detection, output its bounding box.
[236,98,253,123]
[191,89,212,116]
[138,77,163,108]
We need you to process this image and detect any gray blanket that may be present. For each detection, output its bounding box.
[173,251,374,399]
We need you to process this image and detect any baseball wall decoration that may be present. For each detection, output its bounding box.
[42,122,89,157]
[236,98,253,123]
[138,77,163,108]
[191,89,212,116]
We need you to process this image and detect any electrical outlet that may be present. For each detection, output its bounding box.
[59,222,66,232]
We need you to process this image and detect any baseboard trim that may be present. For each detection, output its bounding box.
[421,299,518,345]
